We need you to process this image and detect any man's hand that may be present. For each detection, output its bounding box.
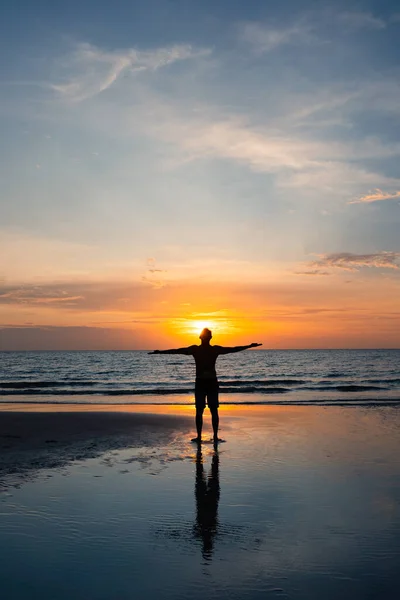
[148,350,161,354]
[249,343,262,348]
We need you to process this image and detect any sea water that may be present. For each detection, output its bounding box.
[1,349,400,405]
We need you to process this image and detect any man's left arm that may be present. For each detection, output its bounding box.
[215,343,262,355]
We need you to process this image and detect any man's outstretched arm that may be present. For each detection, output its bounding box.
[215,343,262,355]
[148,346,195,355]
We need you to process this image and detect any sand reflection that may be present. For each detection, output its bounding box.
[193,447,220,562]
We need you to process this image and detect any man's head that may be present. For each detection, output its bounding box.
[199,328,212,342]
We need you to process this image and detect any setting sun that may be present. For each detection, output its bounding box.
[189,320,216,335]
[175,315,239,338]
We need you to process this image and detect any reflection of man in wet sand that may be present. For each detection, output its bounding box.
[149,328,262,443]
[193,448,220,562]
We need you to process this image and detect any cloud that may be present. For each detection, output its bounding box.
[241,11,386,56]
[145,101,387,171]
[0,287,84,306]
[309,252,400,271]
[241,21,315,53]
[165,116,320,171]
[5,32,400,267]
[139,99,400,198]
[51,42,210,102]
[0,325,152,351]
[279,161,400,196]
[349,189,400,204]
[142,258,167,289]
[0,282,149,311]
[285,90,359,125]
[34,37,400,202]
[293,270,330,276]
[338,11,386,30]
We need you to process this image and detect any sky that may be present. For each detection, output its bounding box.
[1,0,400,350]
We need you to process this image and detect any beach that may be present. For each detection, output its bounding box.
[1,404,400,599]
[0,406,192,489]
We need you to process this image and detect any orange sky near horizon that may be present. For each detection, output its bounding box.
[1,271,399,350]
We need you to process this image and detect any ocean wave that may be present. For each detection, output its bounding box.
[0,381,98,389]
[325,373,345,378]
[366,378,400,385]
[309,384,387,392]
[1,398,400,407]
[0,378,307,389]
[0,384,395,395]
[0,386,289,395]
[218,379,307,386]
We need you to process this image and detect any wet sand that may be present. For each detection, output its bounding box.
[0,407,191,489]
[1,402,399,490]
[1,404,400,599]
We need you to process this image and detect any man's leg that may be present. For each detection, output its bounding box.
[193,386,206,442]
[210,406,219,440]
[195,406,205,440]
[208,384,220,441]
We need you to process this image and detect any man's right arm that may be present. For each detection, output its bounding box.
[148,346,196,355]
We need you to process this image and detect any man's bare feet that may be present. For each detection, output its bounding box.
[191,437,201,443]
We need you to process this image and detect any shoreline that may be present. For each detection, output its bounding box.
[2,402,399,497]
[1,403,399,488]
[2,377,400,408]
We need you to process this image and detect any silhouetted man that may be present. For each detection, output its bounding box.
[149,328,262,443]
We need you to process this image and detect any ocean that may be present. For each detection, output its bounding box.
[1,349,399,406]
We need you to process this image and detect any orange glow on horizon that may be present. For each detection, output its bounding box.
[1,274,400,350]
[168,315,241,340]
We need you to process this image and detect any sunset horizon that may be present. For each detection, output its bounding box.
[1,272,399,350]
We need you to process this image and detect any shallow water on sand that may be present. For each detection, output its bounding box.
[1,407,400,599]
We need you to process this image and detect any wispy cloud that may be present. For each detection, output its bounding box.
[35,36,400,203]
[142,258,167,289]
[51,42,210,102]
[154,113,321,171]
[349,189,400,204]
[0,280,191,313]
[0,325,153,351]
[338,11,386,30]
[0,287,84,306]
[285,90,358,125]
[241,21,315,53]
[241,10,387,56]
[293,270,330,276]
[309,252,400,271]
[139,100,400,197]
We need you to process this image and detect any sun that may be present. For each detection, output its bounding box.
[188,320,216,335]
[170,315,237,338]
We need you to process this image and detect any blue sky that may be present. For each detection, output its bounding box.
[0,0,399,348]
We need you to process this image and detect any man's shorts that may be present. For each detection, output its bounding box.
[195,378,219,410]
